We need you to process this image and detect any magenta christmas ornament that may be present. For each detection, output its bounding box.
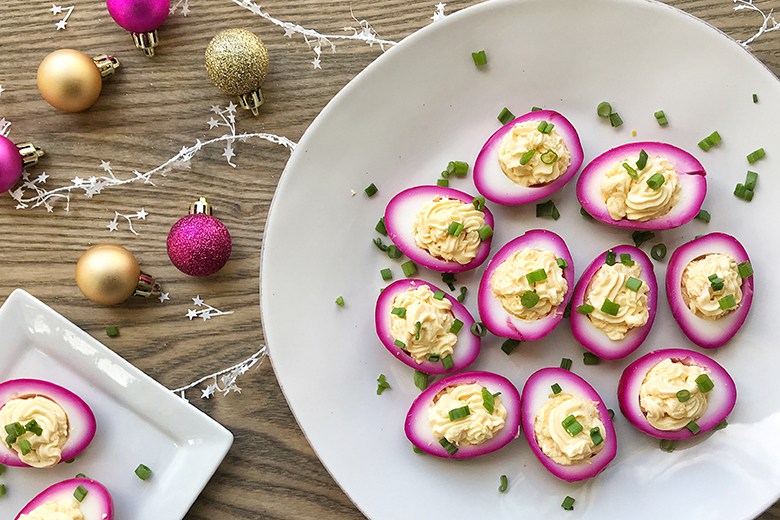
[0,136,44,193]
[106,0,171,57]
[167,197,232,277]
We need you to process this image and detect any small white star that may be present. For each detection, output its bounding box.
[158,292,170,303]
[186,309,198,320]
[207,118,219,129]
[201,313,212,321]
[35,173,49,183]
[71,177,83,186]
[100,160,111,172]
[181,3,190,16]
[312,57,322,70]
[192,295,204,306]
[56,19,67,30]
[225,101,238,113]
[283,26,296,37]
[0,85,5,96]
[136,208,148,220]
[107,220,119,232]
[222,144,235,162]
[201,385,215,399]
[50,4,63,14]
[210,105,222,114]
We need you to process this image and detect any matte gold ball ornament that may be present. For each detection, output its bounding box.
[37,50,120,113]
[76,244,160,305]
[205,29,269,115]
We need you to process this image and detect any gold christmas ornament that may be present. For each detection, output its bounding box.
[205,29,269,115]
[75,244,160,305]
[37,50,120,113]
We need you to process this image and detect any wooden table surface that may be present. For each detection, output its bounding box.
[1,0,779,518]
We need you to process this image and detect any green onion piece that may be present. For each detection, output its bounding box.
[364,183,378,197]
[686,420,701,435]
[632,230,655,247]
[438,437,458,456]
[557,257,568,270]
[695,210,711,223]
[17,439,32,455]
[531,106,543,111]
[441,355,454,370]
[620,253,635,266]
[520,290,540,308]
[609,112,623,127]
[335,296,345,307]
[654,110,668,126]
[601,298,620,316]
[537,120,554,134]
[393,339,406,349]
[478,225,493,241]
[501,338,520,355]
[5,423,24,437]
[676,389,691,402]
[747,147,766,164]
[608,409,615,419]
[497,107,515,125]
[414,321,422,341]
[718,294,737,310]
[447,161,469,177]
[626,277,643,292]
[73,484,88,502]
[447,221,464,236]
[105,326,119,338]
[373,237,389,252]
[450,319,463,334]
[698,131,721,151]
[472,195,486,211]
[605,250,616,266]
[5,433,16,446]
[391,307,407,318]
[387,245,402,259]
[562,414,583,436]
[576,304,594,315]
[714,419,729,431]
[0,484,5,496]
[651,243,667,261]
[636,149,649,170]
[596,101,612,118]
[540,149,558,165]
[698,138,713,152]
[708,274,724,292]
[744,188,755,202]
[753,93,759,103]
[380,268,392,281]
[622,162,638,180]
[738,261,753,279]
[401,260,417,277]
[436,178,449,187]
[414,370,429,391]
[745,170,758,190]
[441,169,451,179]
[560,358,573,371]
[470,321,488,337]
[526,268,548,284]
[498,474,508,493]
[660,439,676,452]
[561,496,575,511]
[646,172,665,190]
[442,273,456,291]
[376,374,391,395]
[589,427,604,446]
[580,206,593,219]
[583,352,601,365]
[471,50,487,67]
[24,420,42,436]
[375,217,387,236]
[536,199,560,220]
[134,463,152,480]
[519,149,536,165]
[433,290,446,301]
[482,387,495,414]
[734,182,747,199]
[709,131,722,145]
[413,446,424,454]
[457,286,467,303]
[428,354,440,362]
[75,473,87,479]
[696,373,714,393]
[551,383,562,394]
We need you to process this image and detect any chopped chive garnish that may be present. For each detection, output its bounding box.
[478,225,493,241]
[364,183,378,197]
[106,326,119,338]
[622,162,638,180]
[526,268,548,284]
[537,121,554,134]
[134,463,152,480]
[561,496,575,511]
[632,230,655,247]
[734,182,746,200]
[676,389,691,402]
[442,273,457,291]
[472,195,486,211]
[433,290,446,301]
[551,383,562,394]
[414,370,429,391]
[447,161,469,177]
[745,170,758,190]
[605,250,616,266]
[620,253,635,266]
[646,172,665,190]
[718,294,737,310]
[698,131,721,151]
[450,319,464,334]
[609,112,623,127]
[686,420,701,435]
[540,149,558,165]
[439,437,458,455]
[531,106,543,111]
[0,484,5,496]
[482,387,495,414]
[75,473,87,478]
[695,210,711,223]
[380,268,392,281]
[73,484,88,502]
[393,339,406,349]
[387,245,402,259]
[447,221,464,236]
[24,420,42,436]
[738,261,753,279]
[557,258,568,270]
[636,149,649,170]
[471,50,487,67]
[501,338,520,355]
[626,277,642,292]
[519,149,536,165]
[714,419,729,431]
[498,474,508,493]
[5,423,24,437]
[457,286,467,303]
[753,93,759,103]
[660,439,676,452]
[391,307,407,318]
[580,206,593,219]
[596,101,612,118]
[375,218,387,236]
[708,274,724,292]
[373,237,389,252]
[401,260,417,277]
[442,355,454,370]
[470,321,487,337]
[335,296,345,307]
[520,290,540,308]
[576,303,594,315]
[17,439,32,455]
[436,178,449,187]
[560,358,573,371]
[589,427,604,446]
[562,414,583,436]
[376,374,391,395]
[428,354,440,362]
[583,352,601,365]
[747,147,766,164]
[413,446,424,454]
[651,243,667,261]
[497,107,515,125]
[535,199,560,220]
[601,298,620,316]
[654,110,668,126]
[414,321,422,340]
[696,373,714,393]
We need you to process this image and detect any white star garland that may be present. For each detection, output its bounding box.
[734,0,780,46]
[171,345,266,400]
[50,4,74,30]
[169,0,190,16]
[431,2,447,23]
[107,208,148,235]
[186,295,235,321]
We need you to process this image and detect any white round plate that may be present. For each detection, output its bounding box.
[261,0,780,518]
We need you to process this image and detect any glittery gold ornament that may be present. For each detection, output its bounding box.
[75,244,160,305]
[37,50,120,113]
[205,29,269,116]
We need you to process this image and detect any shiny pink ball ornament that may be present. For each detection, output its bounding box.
[106,0,171,57]
[0,136,44,193]
[167,197,232,277]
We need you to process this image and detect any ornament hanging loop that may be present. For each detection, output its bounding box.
[92,55,121,79]
[16,143,45,168]
[239,89,264,116]
[190,196,213,216]
[132,31,160,57]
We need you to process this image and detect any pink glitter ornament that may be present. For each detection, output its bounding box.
[106,0,171,57]
[0,136,44,193]
[167,197,232,277]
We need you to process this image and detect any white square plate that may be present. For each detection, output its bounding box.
[0,289,233,519]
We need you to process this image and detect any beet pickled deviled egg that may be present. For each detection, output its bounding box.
[666,233,754,349]
[384,185,495,273]
[570,245,658,359]
[577,142,706,230]
[0,379,96,468]
[520,368,617,481]
[405,371,520,458]
[15,478,113,520]
[478,230,574,341]
[474,110,584,205]
[618,349,736,439]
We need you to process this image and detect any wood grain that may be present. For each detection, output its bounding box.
[0,0,779,518]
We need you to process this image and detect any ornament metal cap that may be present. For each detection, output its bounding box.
[92,54,121,79]
[132,30,159,57]
[15,143,45,168]
[189,196,213,216]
